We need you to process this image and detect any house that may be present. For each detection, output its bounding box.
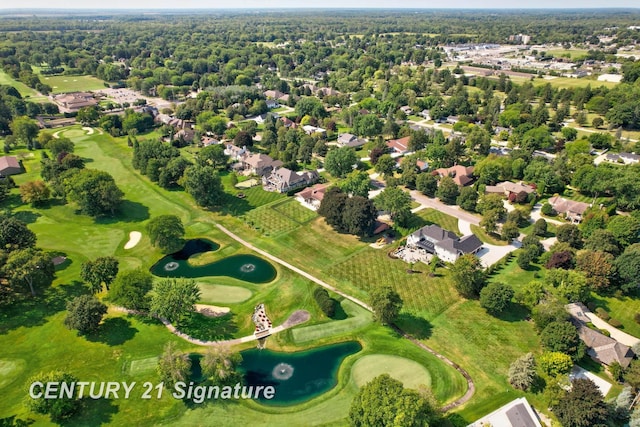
[224,144,247,161]
[407,224,483,263]
[433,165,475,186]
[547,196,590,224]
[468,397,542,427]
[280,117,297,128]
[173,129,195,144]
[264,90,287,100]
[420,109,431,120]
[567,303,634,368]
[201,136,220,147]
[266,100,279,109]
[604,152,640,165]
[446,115,460,125]
[0,156,21,176]
[242,153,283,177]
[52,92,98,113]
[385,136,411,155]
[485,181,536,198]
[337,133,367,148]
[302,125,326,136]
[263,167,319,193]
[400,105,413,115]
[295,183,330,210]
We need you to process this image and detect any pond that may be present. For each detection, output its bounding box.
[240,341,362,405]
[150,239,277,284]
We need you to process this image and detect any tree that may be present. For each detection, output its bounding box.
[451,254,485,298]
[370,286,403,325]
[541,321,584,360]
[584,229,619,256]
[545,250,575,270]
[553,378,609,427]
[416,173,437,197]
[19,181,50,206]
[314,288,337,317]
[615,244,640,293]
[26,371,80,421]
[157,341,191,388]
[352,114,383,138]
[150,278,200,323]
[375,187,412,226]
[181,164,224,207]
[109,268,153,310]
[62,169,124,216]
[556,224,582,249]
[537,351,573,378]
[533,218,548,237]
[0,216,36,252]
[349,374,437,427]
[575,250,615,291]
[508,353,536,391]
[76,106,100,126]
[80,256,119,293]
[479,282,514,314]
[2,248,54,296]
[456,186,477,211]
[480,209,500,234]
[343,196,377,237]
[318,186,349,232]
[158,156,192,189]
[501,221,520,242]
[63,294,107,334]
[197,144,228,169]
[607,215,640,248]
[324,147,357,178]
[46,137,74,157]
[374,154,395,176]
[147,215,185,254]
[561,127,578,141]
[234,130,253,148]
[339,170,370,198]
[591,117,604,129]
[295,96,326,119]
[201,345,242,386]
[436,176,459,205]
[10,116,39,149]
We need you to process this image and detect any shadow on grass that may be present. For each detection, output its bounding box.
[494,302,530,322]
[13,210,41,224]
[176,312,238,342]
[330,300,348,320]
[0,280,86,335]
[219,193,252,216]
[61,398,118,426]
[87,317,138,346]
[445,412,470,427]
[394,313,432,339]
[94,200,150,224]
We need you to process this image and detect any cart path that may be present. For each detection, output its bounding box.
[215,224,476,410]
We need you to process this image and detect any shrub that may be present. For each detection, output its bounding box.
[313,288,336,318]
[596,308,610,321]
[609,319,623,328]
[634,313,640,324]
[600,329,611,337]
[541,203,555,216]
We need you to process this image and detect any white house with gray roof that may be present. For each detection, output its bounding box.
[407,224,483,263]
[469,397,542,427]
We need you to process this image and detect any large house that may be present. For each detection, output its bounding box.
[433,165,475,186]
[468,397,542,427]
[224,144,247,161]
[547,196,590,224]
[385,136,411,155]
[407,224,483,263]
[295,183,330,210]
[242,153,283,177]
[263,167,319,193]
[0,156,21,176]
[337,133,367,148]
[567,303,634,368]
[603,152,640,165]
[485,181,536,200]
[52,92,99,113]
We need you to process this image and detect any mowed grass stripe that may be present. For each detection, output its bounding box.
[292,300,372,343]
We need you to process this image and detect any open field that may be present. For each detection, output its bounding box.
[546,48,589,59]
[41,74,107,93]
[0,70,39,97]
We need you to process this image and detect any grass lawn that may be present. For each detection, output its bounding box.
[531,76,618,89]
[590,294,640,339]
[292,299,372,343]
[351,354,432,389]
[0,70,39,98]
[546,48,589,59]
[470,224,508,246]
[197,282,253,304]
[41,74,107,93]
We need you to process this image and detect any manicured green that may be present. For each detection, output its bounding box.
[351,355,432,389]
[197,282,253,304]
[41,75,107,93]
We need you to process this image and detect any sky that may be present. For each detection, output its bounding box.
[1,0,639,10]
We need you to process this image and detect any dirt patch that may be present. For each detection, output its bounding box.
[282,310,311,328]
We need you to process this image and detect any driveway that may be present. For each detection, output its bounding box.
[459,220,521,267]
[570,365,612,397]
[530,203,564,226]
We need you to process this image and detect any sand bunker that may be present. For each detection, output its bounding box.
[195,304,231,317]
[52,130,62,139]
[82,127,95,135]
[124,231,142,249]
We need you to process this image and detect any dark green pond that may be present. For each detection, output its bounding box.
[150,239,276,284]
[240,341,362,405]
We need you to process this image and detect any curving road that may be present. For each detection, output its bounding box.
[215,224,476,410]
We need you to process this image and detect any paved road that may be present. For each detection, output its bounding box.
[216,224,477,410]
[409,191,481,225]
